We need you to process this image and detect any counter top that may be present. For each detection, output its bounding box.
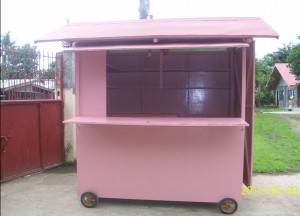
[64,116,249,127]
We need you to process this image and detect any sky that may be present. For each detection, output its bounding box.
[1,0,300,58]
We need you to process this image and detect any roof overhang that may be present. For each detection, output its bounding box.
[35,17,279,45]
[267,65,300,90]
[267,67,281,90]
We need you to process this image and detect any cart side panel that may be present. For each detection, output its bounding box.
[77,51,106,117]
[243,42,255,186]
[76,125,244,203]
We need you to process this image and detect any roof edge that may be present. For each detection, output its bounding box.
[35,17,279,44]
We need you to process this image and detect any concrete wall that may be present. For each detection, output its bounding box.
[63,52,76,161]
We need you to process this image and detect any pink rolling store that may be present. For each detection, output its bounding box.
[36,17,278,214]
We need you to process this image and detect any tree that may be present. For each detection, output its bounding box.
[1,31,16,47]
[287,36,300,77]
[41,61,56,79]
[1,32,38,79]
[255,58,274,107]
[263,43,293,67]
[1,32,16,76]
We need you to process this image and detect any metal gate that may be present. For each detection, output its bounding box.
[1,48,64,181]
[1,100,64,181]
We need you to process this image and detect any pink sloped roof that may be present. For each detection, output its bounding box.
[275,63,299,87]
[35,17,278,43]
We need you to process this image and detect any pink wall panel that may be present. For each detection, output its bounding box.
[189,52,229,69]
[78,51,106,117]
[107,51,231,117]
[163,54,187,70]
[163,72,186,88]
[189,71,229,88]
[76,125,245,203]
[107,53,144,70]
[189,89,229,117]
[146,89,187,114]
[145,54,159,69]
[107,89,142,114]
[146,72,186,88]
[107,72,142,88]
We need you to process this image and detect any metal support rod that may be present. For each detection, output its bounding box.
[159,49,163,89]
[241,47,247,119]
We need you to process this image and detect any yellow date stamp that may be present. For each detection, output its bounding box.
[242,185,299,196]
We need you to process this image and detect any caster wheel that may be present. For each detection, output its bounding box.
[81,192,98,208]
[219,198,238,214]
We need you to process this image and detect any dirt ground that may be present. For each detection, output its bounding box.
[1,166,300,216]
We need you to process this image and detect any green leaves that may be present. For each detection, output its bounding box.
[264,43,293,66]
[255,59,274,107]
[1,32,39,79]
[287,38,300,77]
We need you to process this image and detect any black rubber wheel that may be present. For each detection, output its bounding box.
[80,192,98,208]
[219,198,238,214]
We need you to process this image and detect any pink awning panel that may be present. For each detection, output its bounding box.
[35,17,279,43]
[63,42,249,52]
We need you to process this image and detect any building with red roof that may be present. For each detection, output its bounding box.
[268,63,299,107]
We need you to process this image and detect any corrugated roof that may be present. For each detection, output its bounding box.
[35,17,279,43]
[268,63,299,89]
[0,79,56,91]
[275,63,299,87]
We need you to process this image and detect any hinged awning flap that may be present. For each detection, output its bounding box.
[63,42,249,52]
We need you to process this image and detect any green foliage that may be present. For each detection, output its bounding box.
[263,43,293,66]
[1,31,16,47]
[255,59,274,106]
[41,61,56,79]
[254,113,300,173]
[1,32,39,79]
[287,36,300,76]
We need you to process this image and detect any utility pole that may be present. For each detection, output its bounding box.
[138,0,150,19]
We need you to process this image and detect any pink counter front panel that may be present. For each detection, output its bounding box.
[76,124,245,203]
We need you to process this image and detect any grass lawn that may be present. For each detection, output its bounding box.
[256,106,282,113]
[253,113,300,173]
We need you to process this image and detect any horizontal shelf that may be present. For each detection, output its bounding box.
[64,116,249,127]
[107,64,231,73]
[107,68,231,73]
[107,86,230,90]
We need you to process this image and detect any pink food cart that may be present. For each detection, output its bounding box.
[36,17,278,214]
